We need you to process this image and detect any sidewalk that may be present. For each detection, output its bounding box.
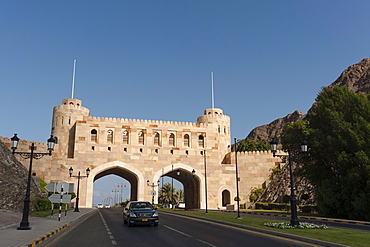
[0,208,96,247]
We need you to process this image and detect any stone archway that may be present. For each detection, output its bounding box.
[85,161,145,207]
[218,185,235,209]
[151,163,203,209]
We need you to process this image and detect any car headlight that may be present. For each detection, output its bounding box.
[152,212,159,217]
[129,212,137,217]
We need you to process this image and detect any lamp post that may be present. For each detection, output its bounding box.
[234,138,242,219]
[11,133,55,230]
[69,167,90,212]
[147,180,160,205]
[269,138,308,226]
[118,182,126,205]
[112,188,119,206]
[201,150,208,213]
[176,169,196,211]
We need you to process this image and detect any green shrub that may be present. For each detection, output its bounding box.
[249,195,257,202]
[299,205,318,214]
[282,195,291,203]
[34,199,52,211]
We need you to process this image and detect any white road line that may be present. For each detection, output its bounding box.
[163,225,192,237]
[99,210,117,245]
[197,239,217,247]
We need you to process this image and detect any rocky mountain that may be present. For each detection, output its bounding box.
[247,110,305,142]
[247,58,370,142]
[327,58,370,94]
[0,140,46,212]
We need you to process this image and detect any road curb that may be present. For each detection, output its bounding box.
[220,210,370,226]
[25,224,69,247]
[161,210,349,247]
[24,209,97,247]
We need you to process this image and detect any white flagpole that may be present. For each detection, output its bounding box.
[211,72,215,108]
[71,59,77,99]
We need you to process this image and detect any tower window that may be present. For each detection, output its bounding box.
[91,129,97,143]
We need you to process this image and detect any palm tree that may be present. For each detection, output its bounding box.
[175,189,184,202]
[159,183,176,206]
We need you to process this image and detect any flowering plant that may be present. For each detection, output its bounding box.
[264,222,328,229]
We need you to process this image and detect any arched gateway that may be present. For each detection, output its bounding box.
[1,98,279,210]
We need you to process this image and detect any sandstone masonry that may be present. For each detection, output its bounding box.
[1,98,283,209]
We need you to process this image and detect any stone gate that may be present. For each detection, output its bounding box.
[1,98,281,209]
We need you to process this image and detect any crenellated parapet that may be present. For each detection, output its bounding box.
[84,116,207,128]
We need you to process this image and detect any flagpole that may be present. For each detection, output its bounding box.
[71,59,76,99]
[211,72,214,108]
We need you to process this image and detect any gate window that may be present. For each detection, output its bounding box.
[154,132,160,146]
[91,129,97,143]
[184,134,190,147]
[107,130,113,143]
[198,135,204,148]
[122,131,129,144]
[138,131,145,145]
[169,133,175,146]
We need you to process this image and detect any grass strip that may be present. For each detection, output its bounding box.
[159,209,370,247]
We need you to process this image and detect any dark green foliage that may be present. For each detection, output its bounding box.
[255,202,290,211]
[249,188,264,202]
[282,195,291,204]
[236,138,270,152]
[33,198,52,211]
[301,194,310,200]
[282,86,370,221]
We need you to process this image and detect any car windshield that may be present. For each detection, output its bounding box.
[130,202,153,210]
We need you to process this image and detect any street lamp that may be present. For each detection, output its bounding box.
[112,188,119,206]
[269,138,308,226]
[118,182,126,205]
[11,133,55,230]
[234,138,241,219]
[176,169,196,211]
[147,179,160,205]
[69,167,90,212]
[201,150,208,213]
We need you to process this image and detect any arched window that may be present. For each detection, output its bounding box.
[154,132,160,146]
[138,131,144,145]
[91,129,97,143]
[222,190,231,206]
[169,133,175,146]
[107,130,113,143]
[122,131,129,144]
[54,136,58,144]
[184,134,190,147]
[198,135,204,148]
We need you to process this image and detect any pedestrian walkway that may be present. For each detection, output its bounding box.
[0,208,96,247]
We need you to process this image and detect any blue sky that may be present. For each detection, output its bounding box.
[1,1,370,205]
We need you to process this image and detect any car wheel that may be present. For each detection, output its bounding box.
[154,223,158,226]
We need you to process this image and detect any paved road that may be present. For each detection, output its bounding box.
[39,208,317,247]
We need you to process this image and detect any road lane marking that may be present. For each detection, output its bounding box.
[163,225,192,237]
[99,210,117,245]
[196,238,217,247]
[161,212,318,247]
[45,211,96,247]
